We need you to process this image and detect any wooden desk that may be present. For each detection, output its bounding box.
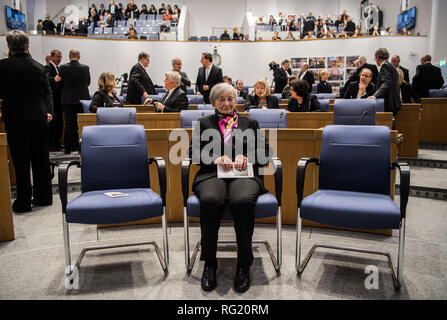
[0,133,14,242]
[395,103,421,158]
[419,98,447,143]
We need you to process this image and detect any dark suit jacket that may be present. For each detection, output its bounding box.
[59,60,91,105]
[195,64,224,104]
[89,90,123,113]
[42,20,56,34]
[412,63,445,98]
[273,67,291,93]
[0,52,53,122]
[343,81,376,99]
[299,71,315,92]
[56,22,66,35]
[155,86,188,112]
[178,71,191,94]
[317,81,332,93]
[399,65,410,84]
[373,60,401,115]
[127,63,155,104]
[189,114,271,193]
[341,63,378,97]
[44,63,61,107]
[303,19,314,33]
[401,82,420,103]
[245,94,279,111]
[288,94,321,112]
[238,89,248,99]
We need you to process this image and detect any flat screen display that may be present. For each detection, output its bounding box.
[5,5,26,31]
[397,7,416,32]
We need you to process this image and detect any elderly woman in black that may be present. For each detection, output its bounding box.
[89,72,123,113]
[245,78,279,111]
[189,82,271,293]
[288,79,321,112]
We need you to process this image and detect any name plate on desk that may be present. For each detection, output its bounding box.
[218,163,254,178]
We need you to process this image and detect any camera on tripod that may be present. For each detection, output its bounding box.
[269,61,279,72]
[115,73,129,96]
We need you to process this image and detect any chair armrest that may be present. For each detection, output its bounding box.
[296,158,319,208]
[181,158,192,207]
[149,157,167,206]
[272,157,283,206]
[58,160,81,213]
[392,162,410,219]
[50,160,57,181]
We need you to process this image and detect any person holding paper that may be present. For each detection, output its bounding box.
[189,82,272,293]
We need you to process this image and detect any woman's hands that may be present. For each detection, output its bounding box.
[214,155,247,171]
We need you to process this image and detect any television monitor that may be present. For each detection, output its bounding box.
[5,6,26,32]
[397,6,416,32]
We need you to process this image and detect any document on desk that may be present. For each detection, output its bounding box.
[217,163,254,179]
[104,192,129,198]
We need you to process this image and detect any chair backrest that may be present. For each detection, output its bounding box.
[190,36,198,41]
[315,93,336,99]
[375,98,385,112]
[103,27,113,35]
[311,83,318,94]
[187,95,204,104]
[148,33,159,40]
[333,99,376,125]
[236,96,244,104]
[318,99,330,112]
[271,93,282,104]
[428,89,447,97]
[319,125,391,195]
[136,20,145,27]
[96,107,137,125]
[117,20,126,27]
[141,94,164,104]
[180,110,215,128]
[186,87,195,95]
[155,88,167,94]
[248,109,287,128]
[197,104,213,110]
[80,100,91,113]
[81,125,150,192]
[200,36,209,41]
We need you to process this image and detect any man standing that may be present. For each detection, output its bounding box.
[126,52,156,104]
[58,49,90,154]
[391,55,410,83]
[274,59,292,93]
[56,16,66,35]
[0,30,53,212]
[145,71,188,112]
[45,49,63,151]
[172,57,191,93]
[412,54,445,98]
[369,48,401,116]
[298,63,315,92]
[42,14,56,35]
[195,52,223,104]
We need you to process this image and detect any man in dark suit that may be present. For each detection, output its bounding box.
[273,59,292,93]
[56,16,67,35]
[108,0,119,17]
[172,57,191,94]
[412,54,445,98]
[298,63,315,92]
[44,49,63,151]
[343,68,376,99]
[146,71,188,112]
[369,48,401,116]
[195,52,224,104]
[58,48,90,154]
[126,52,156,104]
[42,14,56,34]
[236,79,248,99]
[0,30,53,212]
[77,17,89,36]
[391,55,410,83]
[341,56,378,97]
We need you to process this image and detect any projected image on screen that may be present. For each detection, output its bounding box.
[397,7,416,32]
[6,6,26,32]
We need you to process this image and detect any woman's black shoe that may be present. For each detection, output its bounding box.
[201,265,217,292]
[234,266,250,292]
[12,200,32,213]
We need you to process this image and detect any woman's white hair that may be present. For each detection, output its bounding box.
[210,82,237,106]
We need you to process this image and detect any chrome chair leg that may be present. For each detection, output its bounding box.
[183,207,190,270]
[162,207,169,267]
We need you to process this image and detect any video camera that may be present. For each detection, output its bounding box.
[269,61,279,72]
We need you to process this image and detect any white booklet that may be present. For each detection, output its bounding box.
[217,163,254,179]
[104,192,129,198]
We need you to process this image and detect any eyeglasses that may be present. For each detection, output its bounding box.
[217,96,235,103]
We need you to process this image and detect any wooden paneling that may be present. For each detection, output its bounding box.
[419,98,447,143]
[0,134,14,242]
[395,103,421,158]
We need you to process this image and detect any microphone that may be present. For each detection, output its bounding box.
[277,111,284,128]
[356,110,368,124]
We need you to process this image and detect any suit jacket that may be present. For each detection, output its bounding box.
[299,71,315,92]
[195,64,224,104]
[287,94,321,112]
[44,63,61,106]
[341,63,378,97]
[0,52,53,122]
[343,81,376,99]
[189,114,271,193]
[109,4,119,15]
[273,67,291,93]
[244,94,279,111]
[89,90,123,113]
[155,86,188,112]
[238,89,248,99]
[42,20,56,34]
[412,63,445,98]
[401,82,420,103]
[398,65,410,84]
[373,60,401,115]
[126,63,155,104]
[178,71,191,94]
[59,60,91,105]
[317,81,332,93]
[56,22,66,35]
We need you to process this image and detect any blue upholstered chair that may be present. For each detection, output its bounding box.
[249,109,287,128]
[296,125,410,289]
[375,98,385,112]
[140,94,164,104]
[200,36,209,41]
[187,95,204,104]
[318,99,330,112]
[155,88,167,94]
[428,89,447,97]
[197,104,213,110]
[271,93,282,104]
[96,107,136,124]
[186,88,195,95]
[80,100,91,113]
[182,156,283,273]
[333,99,377,125]
[311,83,318,94]
[179,110,215,128]
[59,125,168,288]
[189,36,199,41]
[236,96,244,104]
[315,93,336,99]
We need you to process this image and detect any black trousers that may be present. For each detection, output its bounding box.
[49,101,63,148]
[193,177,262,268]
[5,120,52,207]
[63,104,83,152]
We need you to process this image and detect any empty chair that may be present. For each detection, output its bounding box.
[318,99,330,112]
[135,20,145,27]
[145,20,154,26]
[58,125,169,288]
[271,93,282,104]
[189,36,198,41]
[296,125,410,288]
[197,104,213,110]
[133,26,142,34]
[96,107,136,124]
[311,83,318,94]
[147,33,159,40]
[103,27,113,35]
[375,98,385,112]
[200,36,209,41]
[315,93,336,99]
[248,109,287,128]
[87,26,94,35]
[80,100,91,113]
[179,110,215,128]
[147,14,156,20]
[187,95,204,104]
[186,88,195,95]
[333,99,377,125]
[116,20,127,27]
[155,88,167,94]
[428,89,447,97]
[139,14,147,20]
[209,36,218,41]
